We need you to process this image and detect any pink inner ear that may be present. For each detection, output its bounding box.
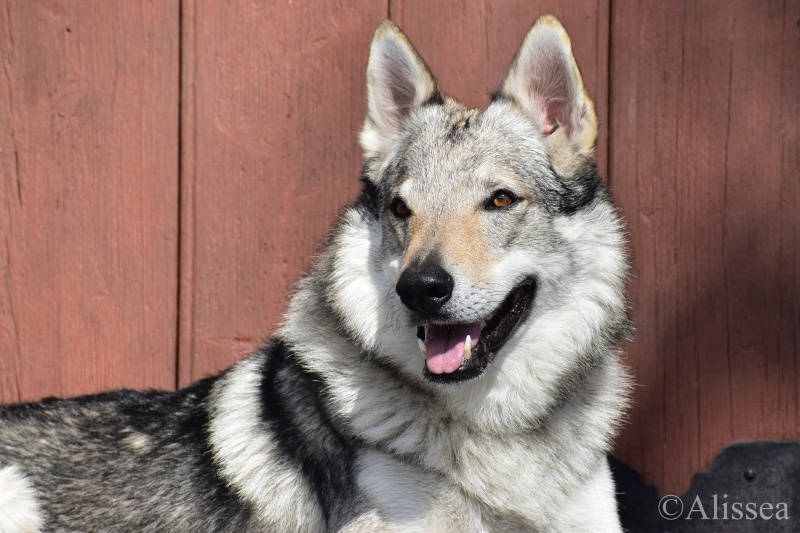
[523,51,571,136]
[539,99,565,134]
[541,119,557,135]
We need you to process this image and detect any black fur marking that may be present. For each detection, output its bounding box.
[443,112,479,143]
[148,378,251,521]
[542,163,601,215]
[357,171,380,219]
[366,158,412,215]
[445,122,466,142]
[259,340,360,528]
[381,159,408,191]
[490,90,508,103]
[423,90,445,106]
[560,175,599,214]
[358,348,379,361]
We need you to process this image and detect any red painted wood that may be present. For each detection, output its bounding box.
[178,2,609,384]
[1,0,796,501]
[611,0,800,495]
[178,0,389,384]
[390,0,610,178]
[0,1,180,402]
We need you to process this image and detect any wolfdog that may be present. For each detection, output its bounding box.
[0,15,631,532]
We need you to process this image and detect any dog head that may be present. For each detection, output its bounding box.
[303,16,629,425]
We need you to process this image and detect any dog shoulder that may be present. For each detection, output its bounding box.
[0,464,44,533]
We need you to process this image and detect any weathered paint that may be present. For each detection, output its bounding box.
[178,0,389,384]
[0,0,796,500]
[0,0,179,402]
[611,0,800,495]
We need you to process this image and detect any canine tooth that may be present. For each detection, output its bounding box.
[480,320,487,329]
[417,338,427,358]
[464,335,472,360]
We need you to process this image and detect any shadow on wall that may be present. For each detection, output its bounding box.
[612,442,800,532]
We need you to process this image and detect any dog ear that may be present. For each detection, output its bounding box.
[360,21,440,158]
[501,15,597,160]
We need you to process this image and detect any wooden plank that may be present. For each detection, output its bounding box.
[0,0,180,402]
[778,0,800,441]
[179,0,389,384]
[179,2,610,384]
[611,0,800,495]
[389,0,611,178]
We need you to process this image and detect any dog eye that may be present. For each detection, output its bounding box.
[391,198,412,218]
[488,190,517,209]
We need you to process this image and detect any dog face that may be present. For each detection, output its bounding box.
[356,17,621,387]
[374,103,559,382]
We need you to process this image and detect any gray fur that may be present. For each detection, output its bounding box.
[0,15,631,532]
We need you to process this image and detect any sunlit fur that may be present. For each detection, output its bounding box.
[281,15,632,531]
[0,466,43,533]
[0,15,630,532]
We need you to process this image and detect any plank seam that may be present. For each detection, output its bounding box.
[175,0,184,390]
[176,0,197,389]
[605,0,613,188]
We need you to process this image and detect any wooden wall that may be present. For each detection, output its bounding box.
[0,1,179,400]
[611,0,800,496]
[0,0,797,496]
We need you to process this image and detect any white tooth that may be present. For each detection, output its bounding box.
[463,335,472,360]
[418,338,427,358]
[480,320,487,329]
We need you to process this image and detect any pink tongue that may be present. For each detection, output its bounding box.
[424,323,482,374]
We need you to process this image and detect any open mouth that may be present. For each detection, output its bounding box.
[417,278,537,384]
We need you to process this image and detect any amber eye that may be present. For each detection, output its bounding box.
[391,198,411,218]
[489,190,517,209]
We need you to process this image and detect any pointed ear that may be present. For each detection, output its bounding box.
[360,21,440,158]
[501,15,597,159]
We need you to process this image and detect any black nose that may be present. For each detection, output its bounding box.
[396,262,454,316]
